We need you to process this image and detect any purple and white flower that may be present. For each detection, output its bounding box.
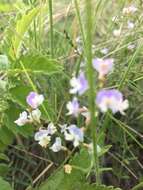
[34,129,51,148]
[47,122,57,135]
[50,137,62,152]
[96,89,129,115]
[66,97,79,117]
[14,111,28,126]
[100,48,109,55]
[34,123,56,147]
[26,92,44,109]
[69,72,88,95]
[93,58,114,79]
[123,5,137,15]
[127,21,134,29]
[127,44,135,50]
[64,125,84,147]
[59,124,68,133]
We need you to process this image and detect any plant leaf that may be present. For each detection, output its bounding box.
[0,153,10,162]
[37,148,90,190]
[4,102,34,138]
[15,54,63,75]
[0,177,13,190]
[0,164,9,177]
[78,184,122,190]
[132,182,143,190]
[10,7,40,58]
[9,84,32,108]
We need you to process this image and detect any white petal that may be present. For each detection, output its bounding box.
[64,131,74,141]
[119,99,129,115]
[50,137,62,152]
[29,109,41,122]
[14,119,24,126]
[70,77,78,87]
[113,29,121,37]
[66,102,73,115]
[100,48,109,55]
[98,102,108,113]
[38,95,44,105]
[47,122,57,135]
[69,77,80,94]
[14,111,28,126]
[39,136,51,148]
[73,139,79,147]
[34,130,49,141]
[33,94,44,108]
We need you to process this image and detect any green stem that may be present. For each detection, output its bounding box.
[48,0,54,58]
[33,20,38,49]
[85,0,101,185]
[74,0,86,47]
[19,60,52,122]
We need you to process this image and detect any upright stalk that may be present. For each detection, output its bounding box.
[85,0,101,184]
[48,0,54,57]
[74,0,86,47]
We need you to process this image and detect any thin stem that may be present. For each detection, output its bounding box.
[33,20,38,49]
[74,0,86,47]
[48,0,54,58]
[39,0,44,50]
[118,42,142,90]
[19,61,52,121]
[85,0,100,185]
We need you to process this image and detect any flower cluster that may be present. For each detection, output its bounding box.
[66,71,89,119]
[65,54,129,165]
[122,5,137,15]
[14,92,62,151]
[93,57,128,114]
[15,53,129,157]
[67,56,128,118]
[34,122,65,152]
[15,91,85,151]
[34,123,58,149]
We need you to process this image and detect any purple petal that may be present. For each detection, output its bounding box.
[26,92,37,108]
[93,58,114,76]
[68,125,84,142]
[78,72,89,95]
[96,89,123,104]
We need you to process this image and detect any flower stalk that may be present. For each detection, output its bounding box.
[84,0,101,184]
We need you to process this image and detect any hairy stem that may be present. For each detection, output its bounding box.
[85,0,101,184]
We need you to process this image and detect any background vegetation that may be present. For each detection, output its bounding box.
[0,0,143,189]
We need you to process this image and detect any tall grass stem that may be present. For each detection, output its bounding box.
[84,0,101,185]
[48,0,54,58]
